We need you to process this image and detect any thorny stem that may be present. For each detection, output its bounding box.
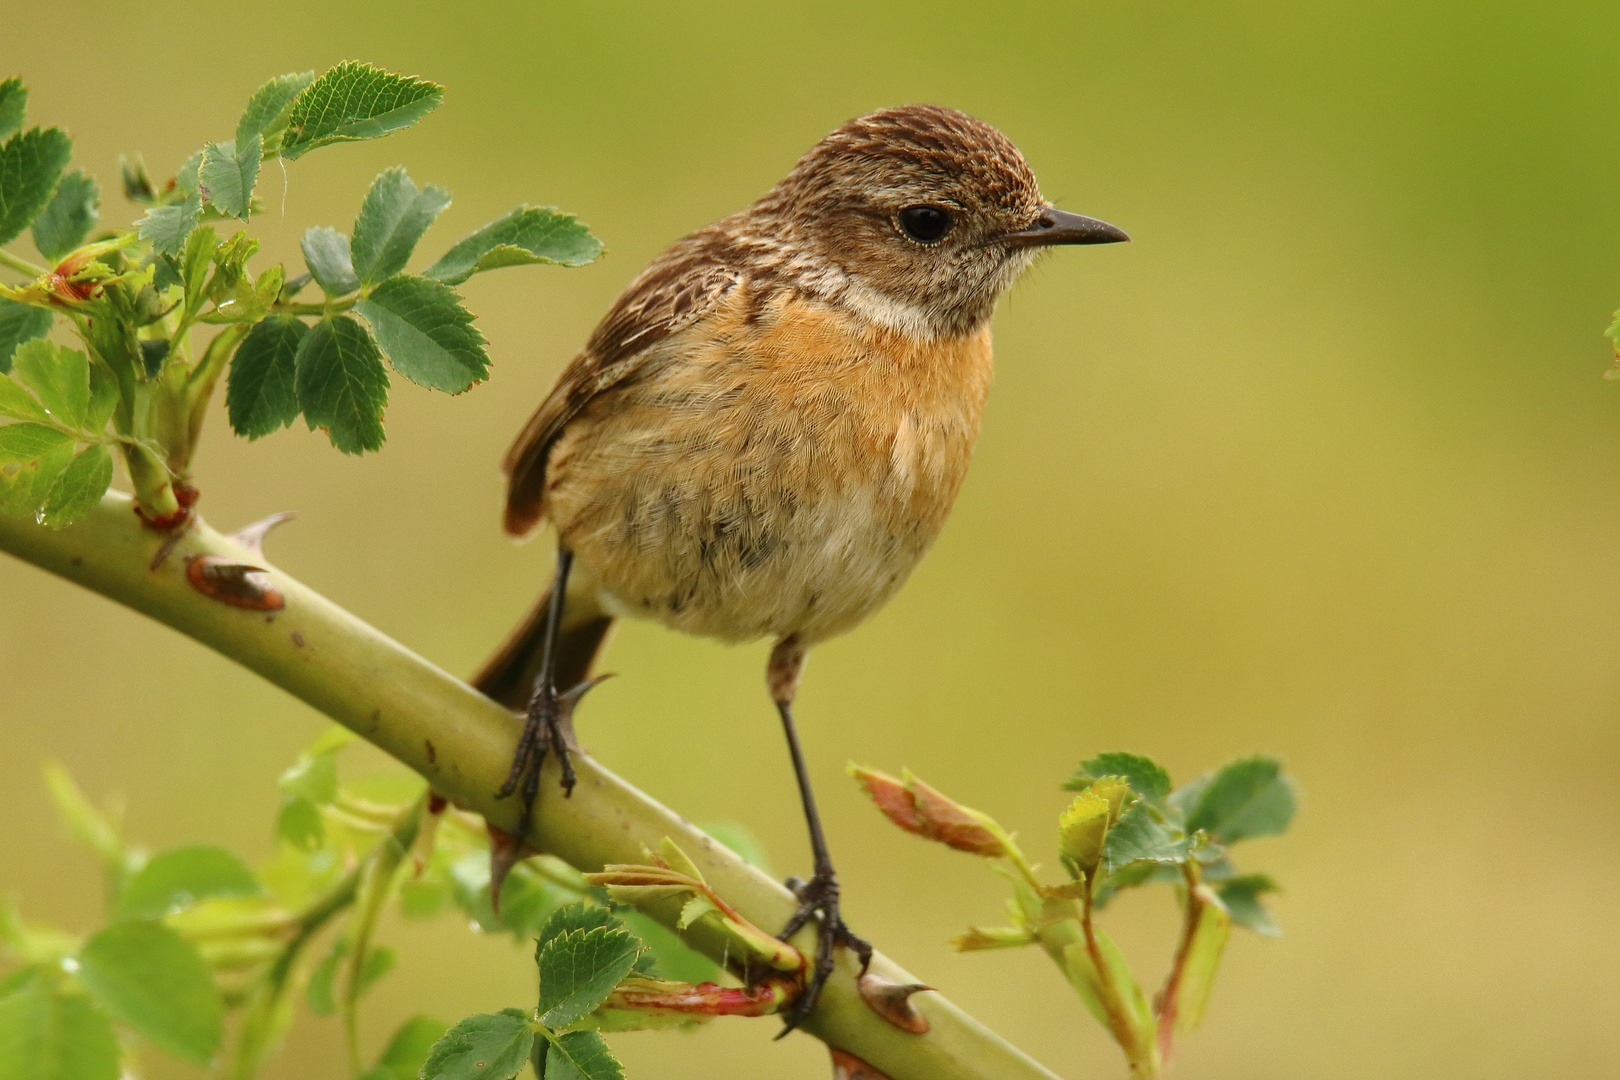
[0,493,1064,1080]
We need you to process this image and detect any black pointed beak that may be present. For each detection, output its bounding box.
[1006,207,1130,247]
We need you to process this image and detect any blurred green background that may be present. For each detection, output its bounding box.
[4,1,1620,1077]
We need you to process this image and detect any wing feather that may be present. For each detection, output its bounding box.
[502,226,742,535]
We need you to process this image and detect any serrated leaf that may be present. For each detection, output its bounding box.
[536,902,621,956]
[40,443,111,528]
[0,78,25,143]
[301,226,359,296]
[136,193,202,258]
[423,206,602,285]
[419,1008,532,1080]
[0,422,72,463]
[676,895,718,930]
[198,136,261,219]
[538,926,642,1028]
[0,126,73,246]
[1103,802,1190,873]
[0,376,47,423]
[354,274,487,392]
[1186,757,1296,844]
[1217,874,1281,937]
[76,921,223,1065]
[0,299,51,374]
[1066,752,1172,801]
[30,169,98,261]
[1058,791,1112,877]
[544,1030,624,1080]
[12,338,89,428]
[227,315,307,438]
[375,1013,448,1080]
[279,62,443,161]
[0,982,120,1080]
[238,71,315,148]
[0,438,71,520]
[295,315,388,453]
[351,167,451,286]
[114,845,263,922]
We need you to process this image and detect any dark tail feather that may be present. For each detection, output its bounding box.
[471,587,615,710]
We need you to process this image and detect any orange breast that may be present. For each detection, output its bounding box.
[544,287,995,645]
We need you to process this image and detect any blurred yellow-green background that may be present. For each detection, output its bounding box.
[4,2,1620,1077]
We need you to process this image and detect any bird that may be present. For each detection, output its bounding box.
[471,103,1127,1033]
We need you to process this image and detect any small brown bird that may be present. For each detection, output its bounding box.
[473,103,1126,1031]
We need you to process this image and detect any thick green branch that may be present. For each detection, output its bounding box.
[0,492,1064,1080]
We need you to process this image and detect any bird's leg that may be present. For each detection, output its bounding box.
[768,637,872,1037]
[496,549,580,855]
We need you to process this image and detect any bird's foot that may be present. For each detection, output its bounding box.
[775,871,872,1037]
[490,675,609,907]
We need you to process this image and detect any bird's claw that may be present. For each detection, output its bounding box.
[775,871,872,1038]
[490,674,610,908]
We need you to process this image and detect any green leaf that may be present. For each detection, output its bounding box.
[294,315,388,453]
[0,299,51,374]
[276,794,324,850]
[114,845,263,921]
[278,748,338,804]
[354,274,487,392]
[1065,752,1172,801]
[0,126,73,246]
[136,193,202,258]
[76,921,223,1065]
[40,443,112,528]
[0,78,26,143]
[1185,756,1296,845]
[0,439,70,522]
[537,925,642,1029]
[423,206,602,285]
[351,167,451,286]
[0,422,72,463]
[29,169,98,261]
[374,1014,448,1080]
[544,1030,624,1080]
[237,71,315,149]
[279,62,444,161]
[1103,801,1193,873]
[1057,790,1114,878]
[176,149,203,197]
[198,137,261,219]
[12,338,89,428]
[419,1008,532,1080]
[301,226,359,297]
[1217,874,1281,937]
[0,375,47,423]
[536,902,622,956]
[0,983,120,1080]
[227,315,307,438]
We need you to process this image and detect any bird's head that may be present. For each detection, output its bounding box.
[753,104,1128,337]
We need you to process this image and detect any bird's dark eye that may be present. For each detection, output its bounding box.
[897,205,953,244]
